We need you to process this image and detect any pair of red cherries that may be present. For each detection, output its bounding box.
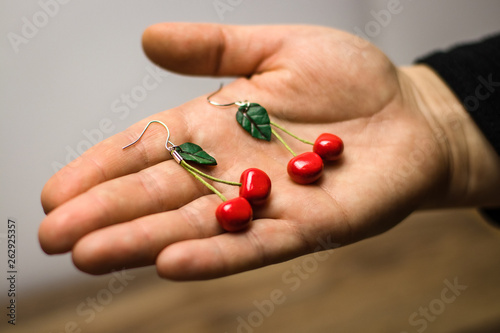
[216,133,343,231]
[216,168,271,232]
[288,133,344,184]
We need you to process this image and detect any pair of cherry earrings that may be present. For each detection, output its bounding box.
[123,85,343,232]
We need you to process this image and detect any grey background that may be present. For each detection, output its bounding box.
[1,0,499,292]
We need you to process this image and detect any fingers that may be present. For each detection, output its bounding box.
[71,195,223,274]
[38,158,209,254]
[67,176,347,278]
[141,23,284,76]
[155,219,309,280]
[71,205,310,279]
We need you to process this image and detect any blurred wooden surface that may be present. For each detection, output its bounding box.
[4,209,500,333]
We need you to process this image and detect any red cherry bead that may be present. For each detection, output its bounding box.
[313,133,344,161]
[216,197,253,232]
[287,152,324,184]
[239,168,272,205]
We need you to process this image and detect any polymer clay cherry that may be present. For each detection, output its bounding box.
[287,152,324,184]
[313,133,344,161]
[216,197,253,232]
[239,168,272,205]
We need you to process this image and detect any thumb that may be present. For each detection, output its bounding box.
[141,22,281,76]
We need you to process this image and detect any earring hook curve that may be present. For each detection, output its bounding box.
[122,120,176,151]
[206,83,248,107]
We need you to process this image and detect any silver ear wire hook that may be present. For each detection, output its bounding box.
[122,120,176,151]
[207,83,249,108]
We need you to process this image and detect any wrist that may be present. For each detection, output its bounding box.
[401,65,500,208]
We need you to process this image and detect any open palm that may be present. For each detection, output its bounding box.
[39,23,448,280]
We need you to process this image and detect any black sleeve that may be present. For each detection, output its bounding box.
[416,34,500,225]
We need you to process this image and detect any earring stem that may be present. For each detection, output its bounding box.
[270,122,314,145]
[181,162,227,202]
[181,161,241,186]
[271,129,297,157]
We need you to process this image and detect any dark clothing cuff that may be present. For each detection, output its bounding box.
[416,34,500,225]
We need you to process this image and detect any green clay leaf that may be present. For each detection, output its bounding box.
[236,103,271,141]
[174,142,217,165]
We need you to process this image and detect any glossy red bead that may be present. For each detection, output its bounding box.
[239,168,272,205]
[287,152,324,184]
[216,197,253,232]
[313,133,344,161]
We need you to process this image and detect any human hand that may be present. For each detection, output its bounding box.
[39,23,500,280]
